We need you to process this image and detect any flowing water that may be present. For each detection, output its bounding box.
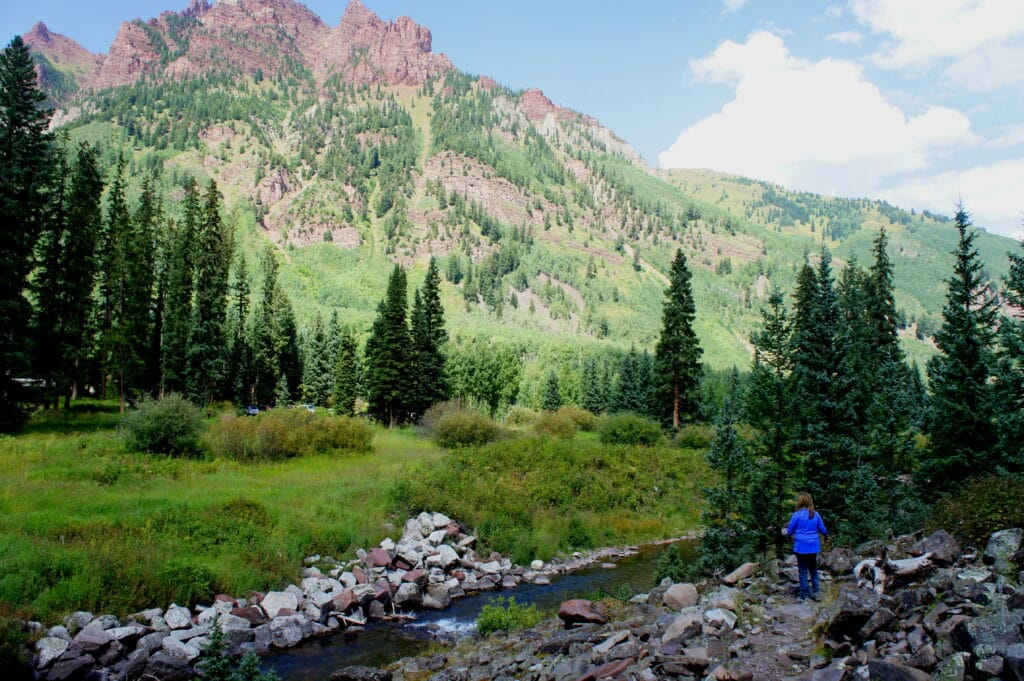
[267,540,696,681]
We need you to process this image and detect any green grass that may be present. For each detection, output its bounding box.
[0,403,708,621]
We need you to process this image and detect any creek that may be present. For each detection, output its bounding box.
[266,540,696,681]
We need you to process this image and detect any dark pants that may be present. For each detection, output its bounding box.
[795,552,819,598]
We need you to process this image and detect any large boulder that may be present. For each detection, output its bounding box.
[557,599,608,626]
[422,584,451,610]
[661,613,703,644]
[269,614,312,648]
[45,655,93,681]
[909,530,960,566]
[69,626,113,654]
[329,667,393,681]
[143,651,194,681]
[163,604,192,630]
[866,660,930,681]
[663,583,699,610]
[261,591,299,619]
[35,637,69,668]
[826,585,881,641]
[984,528,1023,573]
[393,583,422,607]
[1004,643,1024,681]
[819,548,855,574]
[161,636,200,663]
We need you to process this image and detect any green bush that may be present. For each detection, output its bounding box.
[156,558,219,608]
[597,413,663,446]
[208,411,374,461]
[124,394,204,457]
[533,411,577,439]
[0,610,31,681]
[557,405,597,431]
[477,596,543,636]
[504,405,539,426]
[674,424,714,449]
[419,401,463,434]
[928,473,1024,547]
[653,543,689,585]
[434,410,499,448]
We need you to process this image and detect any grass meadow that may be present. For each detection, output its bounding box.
[0,402,709,622]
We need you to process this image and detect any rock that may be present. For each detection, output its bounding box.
[705,608,737,630]
[261,591,300,619]
[1004,643,1024,680]
[859,608,896,639]
[422,584,451,610]
[365,548,392,568]
[827,585,881,640]
[530,560,544,571]
[329,665,393,681]
[70,626,113,654]
[663,583,699,610]
[64,612,94,634]
[136,630,169,653]
[45,654,93,681]
[952,608,1024,653]
[332,589,357,613]
[394,583,422,607]
[98,638,125,666]
[975,655,1004,676]
[47,625,72,642]
[231,606,268,626]
[215,613,254,633]
[724,562,759,585]
[708,587,738,611]
[557,599,608,626]
[810,668,848,681]
[709,663,753,680]
[118,648,149,681]
[432,544,460,569]
[578,657,634,681]
[162,636,200,663]
[909,530,960,566]
[430,512,452,529]
[820,548,855,574]
[662,613,703,644]
[107,624,149,646]
[35,636,69,668]
[984,528,1023,573]
[90,614,120,630]
[163,604,192,630]
[426,529,448,546]
[866,659,930,680]
[269,614,312,648]
[143,651,194,681]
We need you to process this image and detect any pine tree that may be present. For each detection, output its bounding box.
[226,254,251,403]
[364,265,413,425]
[655,249,702,429]
[301,314,333,406]
[162,180,200,394]
[612,346,646,414]
[923,205,999,490]
[248,248,280,405]
[581,356,607,415]
[993,236,1024,470]
[332,330,359,416]
[411,257,449,411]
[273,292,302,404]
[0,36,52,428]
[185,181,232,404]
[134,173,164,395]
[541,370,562,411]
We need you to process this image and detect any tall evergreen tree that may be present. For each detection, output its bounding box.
[134,173,164,395]
[655,249,703,428]
[274,293,303,404]
[364,265,413,425]
[226,253,251,403]
[248,248,280,404]
[541,370,562,411]
[162,180,200,394]
[0,36,52,428]
[30,142,103,409]
[332,330,360,416]
[409,257,449,416]
[302,313,333,406]
[611,346,646,414]
[993,236,1024,470]
[581,355,608,415]
[185,181,232,404]
[923,206,999,490]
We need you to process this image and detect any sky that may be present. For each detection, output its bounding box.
[3,0,1023,238]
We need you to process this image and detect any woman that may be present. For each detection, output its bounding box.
[783,492,828,601]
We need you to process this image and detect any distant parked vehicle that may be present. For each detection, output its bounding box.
[303,404,316,413]
[244,405,260,416]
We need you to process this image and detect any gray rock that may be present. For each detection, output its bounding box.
[269,614,312,648]
[422,584,451,610]
[985,528,1024,573]
[367,600,387,620]
[35,636,69,668]
[214,613,253,632]
[663,583,699,610]
[859,608,896,639]
[45,654,93,681]
[64,611,94,634]
[70,626,113,653]
[810,668,848,681]
[827,585,881,641]
[169,625,209,642]
[47,625,72,642]
[394,582,422,607]
[662,613,703,644]
[866,659,930,680]
[329,665,394,681]
[143,651,194,681]
[820,548,855,575]
[1003,642,1024,681]
[261,590,299,619]
[137,607,163,622]
[90,614,120,630]
[704,608,737,630]
[431,512,453,529]
[163,604,192,630]
[252,624,272,655]
[107,624,149,646]
[933,653,968,681]
[952,608,1024,654]
[909,530,960,566]
[708,587,739,611]
[118,648,149,681]
[530,560,544,571]
[161,636,200,663]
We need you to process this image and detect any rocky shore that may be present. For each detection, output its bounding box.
[331,527,1024,681]
[25,512,657,681]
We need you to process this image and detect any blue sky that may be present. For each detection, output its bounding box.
[4,0,1023,237]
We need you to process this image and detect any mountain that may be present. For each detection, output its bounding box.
[19,0,1019,400]
[23,21,101,103]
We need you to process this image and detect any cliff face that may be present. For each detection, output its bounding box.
[23,22,100,101]
[36,0,452,95]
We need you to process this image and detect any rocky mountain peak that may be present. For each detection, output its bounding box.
[23,21,100,100]
[26,22,53,42]
[181,0,212,18]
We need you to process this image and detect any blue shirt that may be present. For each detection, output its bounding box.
[786,509,827,554]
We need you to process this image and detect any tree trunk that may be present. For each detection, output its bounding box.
[672,376,680,430]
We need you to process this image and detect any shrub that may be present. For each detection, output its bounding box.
[0,610,31,681]
[504,405,539,427]
[124,394,204,457]
[477,596,543,636]
[419,401,463,434]
[653,543,690,585]
[155,558,219,608]
[674,424,714,449]
[208,411,374,461]
[597,413,663,446]
[557,405,597,431]
[533,411,577,439]
[928,473,1024,547]
[434,410,499,448]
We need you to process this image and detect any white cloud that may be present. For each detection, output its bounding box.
[825,30,865,44]
[825,4,845,19]
[881,159,1024,238]
[722,0,749,13]
[851,0,1024,90]
[660,31,975,198]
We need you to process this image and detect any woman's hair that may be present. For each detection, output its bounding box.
[796,492,816,519]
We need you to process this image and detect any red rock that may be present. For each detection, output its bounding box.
[331,589,356,612]
[230,606,268,626]
[520,88,574,122]
[577,657,634,681]
[557,599,608,626]
[353,567,368,584]
[402,569,428,587]
[213,594,237,605]
[366,547,392,568]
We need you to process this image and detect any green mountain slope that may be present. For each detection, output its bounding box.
[31,0,1019,404]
